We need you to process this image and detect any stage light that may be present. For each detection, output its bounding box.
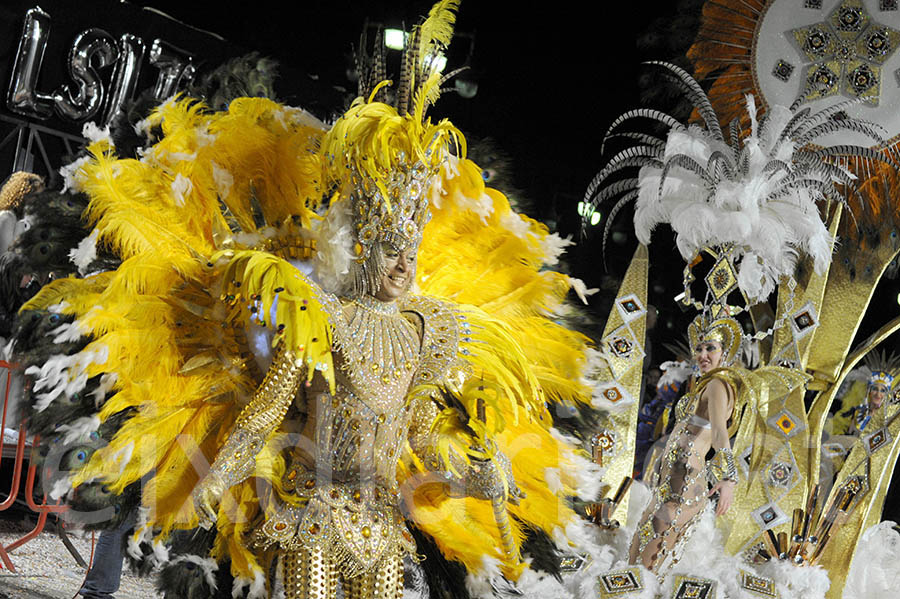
[429,53,448,72]
[454,77,478,99]
[576,201,601,225]
[384,29,405,50]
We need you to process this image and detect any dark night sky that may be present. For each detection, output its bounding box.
[125,1,650,214]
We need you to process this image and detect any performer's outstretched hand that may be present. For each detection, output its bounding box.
[709,480,736,516]
[193,472,226,529]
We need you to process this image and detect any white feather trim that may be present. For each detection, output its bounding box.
[26,345,109,412]
[499,210,531,239]
[171,173,193,207]
[545,467,562,493]
[49,473,74,501]
[82,122,111,145]
[312,199,356,295]
[109,441,134,476]
[69,229,100,275]
[843,521,900,599]
[657,360,692,390]
[247,323,275,374]
[634,101,838,303]
[541,233,574,266]
[465,556,504,598]
[195,129,217,148]
[152,539,170,566]
[127,508,152,560]
[273,105,327,132]
[512,566,574,599]
[756,557,829,599]
[133,116,152,139]
[89,372,118,407]
[170,554,219,590]
[438,156,494,221]
[580,347,609,385]
[233,570,267,599]
[59,155,92,193]
[548,427,605,500]
[50,320,88,344]
[567,276,598,305]
[57,415,100,445]
[211,161,234,200]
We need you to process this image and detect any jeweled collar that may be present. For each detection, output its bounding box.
[352,294,401,315]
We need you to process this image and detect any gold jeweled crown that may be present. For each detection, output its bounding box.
[687,312,743,367]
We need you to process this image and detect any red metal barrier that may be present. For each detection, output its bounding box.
[0,360,72,572]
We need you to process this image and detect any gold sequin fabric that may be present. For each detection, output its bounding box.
[256,293,462,578]
[282,546,404,599]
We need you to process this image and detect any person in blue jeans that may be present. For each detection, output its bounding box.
[78,510,136,599]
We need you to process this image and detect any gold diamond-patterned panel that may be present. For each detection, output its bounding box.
[671,574,716,599]
[856,25,900,65]
[863,426,892,455]
[724,387,811,557]
[597,567,644,598]
[817,411,900,599]
[792,24,837,62]
[767,209,836,371]
[827,0,869,42]
[603,325,645,380]
[593,245,648,527]
[776,413,796,435]
[801,62,842,102]
[844,60,881,105]
[704,254,738,300]
[806,229,898,385]
[768,408,805,439]
[739,570,777,598]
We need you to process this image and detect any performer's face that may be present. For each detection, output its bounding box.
[694,340,723,374]
[375,245,415,301]
[868,383,889,408]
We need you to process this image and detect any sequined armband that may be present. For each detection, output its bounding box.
[208,347,305,488]
[708,447,738,483]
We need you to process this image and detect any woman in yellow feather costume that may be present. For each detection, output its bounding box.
[20,2,605,598]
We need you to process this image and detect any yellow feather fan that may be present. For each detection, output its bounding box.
[23,80,599,587]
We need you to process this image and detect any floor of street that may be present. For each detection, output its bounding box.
[0,512,161,599]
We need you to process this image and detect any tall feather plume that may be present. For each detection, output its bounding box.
[398,0,459,117]
[589,62,893,303]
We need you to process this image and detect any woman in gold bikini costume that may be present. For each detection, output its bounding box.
[630,312,741,573]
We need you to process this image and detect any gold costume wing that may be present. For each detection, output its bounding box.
[21,81,604,588]
[22,96,336,586]
[397,159,604,580]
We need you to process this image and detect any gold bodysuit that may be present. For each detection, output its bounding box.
[206,291,465,599]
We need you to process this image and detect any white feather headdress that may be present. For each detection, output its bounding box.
[587,62,892,304]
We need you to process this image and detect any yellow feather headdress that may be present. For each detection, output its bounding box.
[318,0,465,296]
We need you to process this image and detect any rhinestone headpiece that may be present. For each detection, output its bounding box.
[688,312,743,368]
[350,155,438,259]
[868,370,894,390]
[863,350,900,391]
[317,0,465,296]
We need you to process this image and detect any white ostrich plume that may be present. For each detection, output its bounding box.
[586,62,893,304]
